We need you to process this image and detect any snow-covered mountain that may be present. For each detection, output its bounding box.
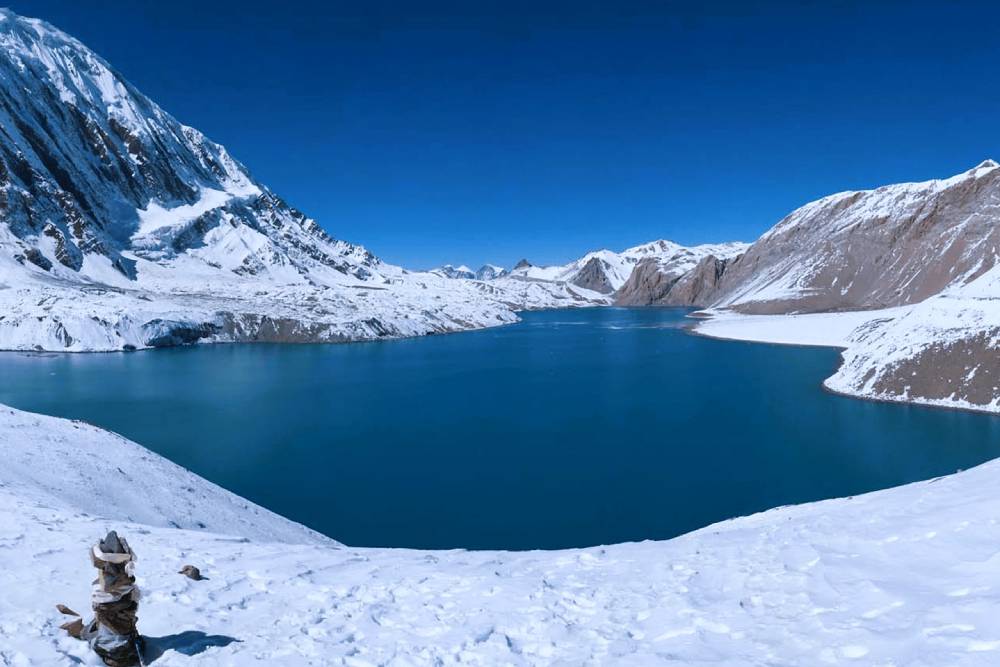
[475,263,508,280]
[705,160,1000,314]
[430,264,477,280]
[692,161,1000,413]
[0,10,381,284]
[614,241,750,305]
[429,263,509,281]
[0,10,619,351]
[425,242,752,308]
[506,240,748,296]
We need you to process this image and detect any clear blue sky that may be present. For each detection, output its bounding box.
[9,1,1000,269]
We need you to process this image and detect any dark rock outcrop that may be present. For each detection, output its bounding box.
[570,256,615,294]
[142,320,219,347]
[615,252,743,306]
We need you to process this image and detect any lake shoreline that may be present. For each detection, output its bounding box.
[4,307,998,551]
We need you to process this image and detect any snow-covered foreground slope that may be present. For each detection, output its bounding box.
[6,404,1000,665]
[0,406,325,545]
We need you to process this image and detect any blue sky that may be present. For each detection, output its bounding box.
[9,1,1000,269]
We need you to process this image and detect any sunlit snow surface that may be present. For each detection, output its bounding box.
[4,403,1000,665]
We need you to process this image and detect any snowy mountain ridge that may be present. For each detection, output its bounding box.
[429,264,477,280]
[0,9,756,354]
[474,263,509,280]
[708,159,1000,314]
[0,9,623,351]
[475,239,748,296]
[0,6,997,418]
[0,8,379,283]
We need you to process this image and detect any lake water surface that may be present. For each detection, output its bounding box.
[2,307,999,550]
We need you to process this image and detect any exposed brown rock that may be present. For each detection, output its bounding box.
[859,330,1000,407]
[570,256,616,294]
[615,253,742,306]
[614,257,684,306]
[702,162,1000,314]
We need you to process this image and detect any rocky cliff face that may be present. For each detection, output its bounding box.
[703,161,1000,314]
[614,243,748,306]
[570,256,617,294]
[617,162,1000,316]
[687,161,1000,414]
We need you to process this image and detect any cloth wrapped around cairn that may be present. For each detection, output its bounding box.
[58,531,144,666]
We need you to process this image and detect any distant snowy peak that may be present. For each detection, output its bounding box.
[0,9,381,285]
[509,240,749,298]
[430,264,477,280]
[429,264,510,280]
[507,243,656,293]
[426,242,735,306]
[476,264,509,280]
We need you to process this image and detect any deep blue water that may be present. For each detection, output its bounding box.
[2,308,999,550]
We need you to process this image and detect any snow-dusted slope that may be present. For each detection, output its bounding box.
[614,241,750,305]
[708,160,1000,314]
[0,10,547,351]
[7,404,1000,664]
[0,405,326,545]
[697,287,1000,413]
[689,161,1000,413]
[824,266,1000,412]
[474,274,611,310]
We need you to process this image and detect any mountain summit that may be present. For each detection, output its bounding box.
[0,9,380,284]
[0,10,617,349]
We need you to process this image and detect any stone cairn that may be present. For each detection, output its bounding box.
[59,531,144,666]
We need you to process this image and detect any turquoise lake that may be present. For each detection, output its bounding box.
[2,307,999,550]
